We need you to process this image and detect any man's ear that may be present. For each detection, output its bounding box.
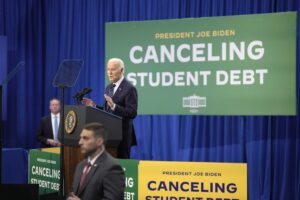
[96,137,104,146]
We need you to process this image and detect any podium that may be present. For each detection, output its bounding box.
[63,105,122,195]
[63,105,122,147]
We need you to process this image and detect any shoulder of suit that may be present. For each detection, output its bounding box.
[107,154,122,168]
[96,151,120,166]
[123,78,136,88]
[41,115,51,121]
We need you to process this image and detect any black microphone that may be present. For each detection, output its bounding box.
[73,87,92,101]
[81,87,92,96]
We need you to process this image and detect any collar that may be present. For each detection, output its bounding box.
[113,76,124,88]
[87,146,105,166]
[51,113,60,118]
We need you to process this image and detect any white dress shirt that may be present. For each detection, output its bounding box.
[113,76,124,95]
[51,113,60,141]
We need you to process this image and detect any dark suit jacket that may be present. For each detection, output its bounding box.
[36,115,54,147]
[71,151,125,200]
[37,115,61,147]
[104,78,138,158]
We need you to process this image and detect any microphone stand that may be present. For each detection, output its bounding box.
[59,86,66,198]
[76,93,85,105]
[75,96,81,105]
[52,59,84,199]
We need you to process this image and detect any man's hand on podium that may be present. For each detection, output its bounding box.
[81,97,96,107]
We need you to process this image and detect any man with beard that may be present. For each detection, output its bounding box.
[67,122,125,200]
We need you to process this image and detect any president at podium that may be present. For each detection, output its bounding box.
[82,58,138,159]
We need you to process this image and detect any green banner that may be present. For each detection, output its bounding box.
[105,12,297,115]
[28,149,60,195]
[119,159,139,200]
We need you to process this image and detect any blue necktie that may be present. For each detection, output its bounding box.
[54,116,59,140]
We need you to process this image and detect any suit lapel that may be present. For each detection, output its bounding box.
[104,83,114,112]
[77,163,99,195]
[74,161,86,194]
[105,83,114,96]
[77,152,107,195]
[113,79,126,101]
[47,116,54,139]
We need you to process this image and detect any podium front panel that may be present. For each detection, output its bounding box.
[63,105,122,147]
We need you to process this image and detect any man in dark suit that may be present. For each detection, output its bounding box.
[67,122,125,200]
[82,58,138,158]
[36,98,61,147]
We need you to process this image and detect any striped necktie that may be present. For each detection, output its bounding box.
[108,83,116,97]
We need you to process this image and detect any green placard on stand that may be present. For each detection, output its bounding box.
[119,159,139,200]
[28,149,60,195]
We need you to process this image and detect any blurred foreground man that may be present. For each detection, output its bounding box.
[67,122,125,200]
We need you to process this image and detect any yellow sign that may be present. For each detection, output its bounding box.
[139,161,247,200]
[41,147,60,154]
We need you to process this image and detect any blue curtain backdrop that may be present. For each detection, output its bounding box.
[0,0,299,199]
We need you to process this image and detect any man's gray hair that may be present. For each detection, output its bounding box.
[108,58,125,71]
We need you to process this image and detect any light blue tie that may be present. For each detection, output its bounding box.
[54,116,59,140]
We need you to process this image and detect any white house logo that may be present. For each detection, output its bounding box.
[182,94,207,113]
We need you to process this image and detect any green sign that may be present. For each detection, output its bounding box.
[106,12,297,115]
[28,149,60,195]
[119,159,138,200]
